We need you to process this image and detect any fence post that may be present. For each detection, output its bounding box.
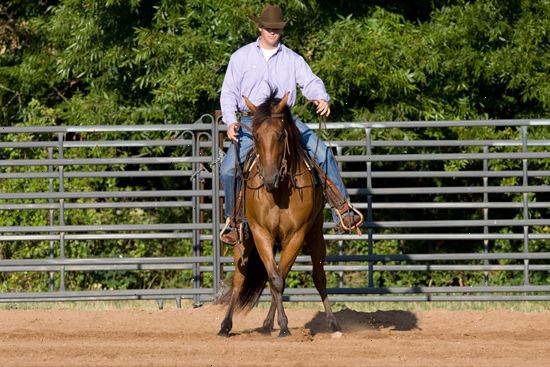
[521,125,530,285]
[211,113,222,300]
[483,145,489,286]
[48,147,56,292]
[57,133,66,292]
[191,129,201,307]
[365,127,374,288]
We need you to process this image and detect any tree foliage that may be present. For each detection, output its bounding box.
[1,0,549,126]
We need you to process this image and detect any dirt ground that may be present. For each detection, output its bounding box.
[0,304,549,367]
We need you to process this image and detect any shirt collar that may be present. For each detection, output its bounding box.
[255,37,283,53]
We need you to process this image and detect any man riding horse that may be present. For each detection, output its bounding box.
[220,5,363,244]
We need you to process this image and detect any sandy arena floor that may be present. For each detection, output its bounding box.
[0,304,549,366]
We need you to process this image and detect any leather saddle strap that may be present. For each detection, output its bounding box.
[307,158,349,212]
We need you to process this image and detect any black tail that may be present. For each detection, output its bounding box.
[235,243,268,311]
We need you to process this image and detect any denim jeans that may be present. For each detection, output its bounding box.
[220,115,348,222]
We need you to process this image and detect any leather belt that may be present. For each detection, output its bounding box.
[239,111,253,117]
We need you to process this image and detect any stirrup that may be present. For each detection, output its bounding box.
[335,204,364,234]
[221,230,239,245]
[220,217,237,245]
[220,217,244,245]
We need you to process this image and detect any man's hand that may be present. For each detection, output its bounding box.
[314,99,330,117]
[227,122,239,142]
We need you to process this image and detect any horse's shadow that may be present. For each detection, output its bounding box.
[305,307,419,335]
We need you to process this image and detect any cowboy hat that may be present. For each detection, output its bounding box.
[250,5,287,29]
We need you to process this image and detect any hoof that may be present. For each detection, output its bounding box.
[328,318,342,333]
[217,329,231,337]
[278,329,291,338]
[218,319,232,337]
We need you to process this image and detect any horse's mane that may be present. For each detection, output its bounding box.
[253,92,306,174]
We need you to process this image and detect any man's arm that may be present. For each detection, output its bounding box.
[295,55,331,116]
[220,55,240,141]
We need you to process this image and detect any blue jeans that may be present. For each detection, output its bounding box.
[220,116,349,222]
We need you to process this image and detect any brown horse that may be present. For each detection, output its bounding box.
[218,92,342,337]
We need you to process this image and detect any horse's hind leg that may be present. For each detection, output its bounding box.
[306,221,342,333]
[218,297,236,337]
[218,242,247,337]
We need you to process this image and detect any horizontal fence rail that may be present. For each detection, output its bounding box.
[0,118,549,305]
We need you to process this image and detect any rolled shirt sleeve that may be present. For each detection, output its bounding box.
[295,55,330,103]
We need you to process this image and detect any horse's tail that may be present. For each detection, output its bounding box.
[236,243,268,311]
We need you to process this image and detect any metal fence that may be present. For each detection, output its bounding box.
[1,117,549,305]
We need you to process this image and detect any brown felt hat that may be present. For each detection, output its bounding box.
[250,5,287,29]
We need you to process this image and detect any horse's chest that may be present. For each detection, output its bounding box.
[246,186,319,230]
[245,163,322,229]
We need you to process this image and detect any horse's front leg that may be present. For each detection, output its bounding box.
[271,232,306,337]
[251,228,290,337]
[260,291,276,335]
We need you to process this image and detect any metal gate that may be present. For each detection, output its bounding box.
[1,117,549,305]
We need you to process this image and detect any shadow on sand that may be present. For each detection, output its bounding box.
[304,308,419,335]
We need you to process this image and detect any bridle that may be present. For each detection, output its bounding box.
[240,112,291,185]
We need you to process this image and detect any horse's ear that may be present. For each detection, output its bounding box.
[274,92,289,114]
[242,95,257,113]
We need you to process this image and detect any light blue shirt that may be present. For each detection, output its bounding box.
[220,38,330,126]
